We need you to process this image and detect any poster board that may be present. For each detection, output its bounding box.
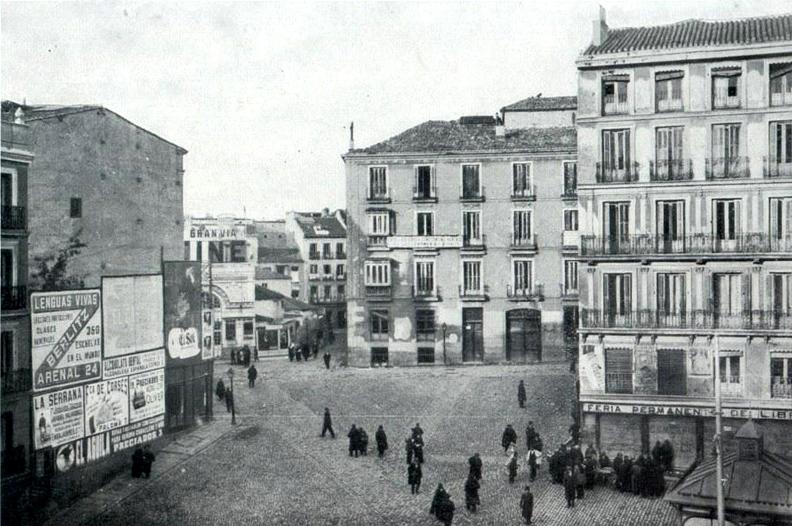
[163,261,203,364]
[103,275,164,358]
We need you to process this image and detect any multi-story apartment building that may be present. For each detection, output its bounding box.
[254,219,305,301]
[576,12,792,467]
[285,210,348,330]
[1,103,34,486]
[344,101,578,367]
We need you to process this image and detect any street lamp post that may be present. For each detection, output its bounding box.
[441,323,448,366]
[226,367,236,425]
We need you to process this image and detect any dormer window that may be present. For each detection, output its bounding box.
[655,71,683,112]
[770,63,792,107]
[712,67,741,109]
[602,75,629,115]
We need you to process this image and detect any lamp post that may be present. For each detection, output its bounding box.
[226,367,236,425]
[441,323,448,366]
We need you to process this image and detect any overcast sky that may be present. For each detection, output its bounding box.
[2,0,789,219]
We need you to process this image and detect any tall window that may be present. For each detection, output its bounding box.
[710,124,743,179]
[713,199,741,250]
[213,321,222,346]
[769,121,792,178]
[368,212,391,246]
[602,76,629,115]
[416,309,435,342]
[336,264,344,278]
[563,209,578,231]
[414,260,435,296]
[772,274,792,329]
[461,164,481,199]
[605,348,633,394]
[309,242,319,258]
[462,260,482,295]
[657,274,686,326]
[603,202,630,252]
[719,355,742,385]
[414,165,435,199]
[336,242,345,258]
[655,71,683,112]
[771,357,792,399]
[1,331,13,373]
[323,243,332,258]
[657,349,686,396]
[368,166,388,199]
[512,163,532,197]
[323,264,332,276]
[563,260,578,294]
[416,212,434,236]
[655,127,685,180]
[364,261,390,286]
[712,68,741,109]
[770,63,792,106]
[601,129,632,182]
[712,273,746,328]
[1,248,14,288]
[370,310,389,341]
[604,274,632,324]
[512,259,533,295]
[563,161,577,196]
[225,319,236,342]
[769,197,792,250]
[656,200,685,252]
[512,210,532,245]
[462,210,481,245]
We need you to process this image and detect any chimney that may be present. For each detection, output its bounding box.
[349,121,355,151]
[322,207,330,217]
[592,5,608,46]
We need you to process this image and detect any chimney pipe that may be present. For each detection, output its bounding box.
[592,5,608,46]
[349,121,355,151]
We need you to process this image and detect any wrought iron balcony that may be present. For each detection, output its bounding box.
[580,233,791,257]
[412,184,437,201]
[649,159,693,182]
[309,252,321,260]
[705,156,750,180]
[602,95,629,115]
[656,98,683,112]
[335,251,347,260]
[507,284,544,301]
[771,91,792,107]
[595,162,640,184]
[580,308,792,331]
[459,284,487,300]
[763,157,792,179]
[511,184,536,201]
[561,188,578,199]
[510,235,536,250]
[365,285,391,300]
[462,234,486,250]
[367,235,388,248]
[367,187,391,203]
[1,121,30,150]
[412,285,441,300]
[310,293,346,304]
[1,206,26,230]
[460,185,485,202]
[771,377,792,399]
[712,94,741,109]
[1,368,32,394]
[1,286,27,311]
[560,282,578,299]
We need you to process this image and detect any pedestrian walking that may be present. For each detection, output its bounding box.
[437,493,455,526]
[215,378,226,401]
[520,485,534,524]
[358,428,369,456]
[253,345,259,362]
[408,461,423,494]
[525,421,540,451]
[464,473,480,512]
[301,344,310,361]
[295,346,302,361]
[527,448,541,482]
[563,466,576,508]
[502,424,517,453]
[507,450,519,484]
[225,389,233,413]
[430,483,447,517]
[631,456,644,495]
[348,425,360,457]
[230,347,237,365]
[375,425,388,457]
[574,462,585,499]
[517,380,526,408]
[405,438,414,465]
[584,455,597,489]
[413,439,424,464]
[323,351,331,369]
[141,445,155,478]
[131,447,144,478]
[468,452,482,481]
[288,343,295,362]
[321,408,335,438]
[247,364,258,388]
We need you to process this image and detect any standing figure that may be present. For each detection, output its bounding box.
[468,452,482,481]
[348,425,360,457]
[585,455,597,489]
[520,485,534,524]
[323,351,331,369]
[527,448,541,482]
[517,380,527,408]
[230,347,237,365]
[375,425,388,457]
[321,408,335,438]
[502,424,518,453]
[507,450,519,484]
[525,422,539,451]
[563,466,576,508]
[408,461,422,494]
[405,438,414,465]
[437,493,455,526]
[464,473,480,512]
[225,389,234,413]
[413,439,425,464]
[215,379,226,401]
[247,364,258,388]
[430,483,447,517]
[141,445,155,478]
[301,344,310,361]
[358,428,369,456]
[411,422,424,441]
[288,343,295,362]
[574,462,585,499]
[131,447,144,478]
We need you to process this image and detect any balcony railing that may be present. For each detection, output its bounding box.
[462,234,486,249]
[561,187,578,199]
[595,162,640,184]
[771,377,792,399]
[310,293,346,304]
[367,235,388,248]
[511,236,536,250]
[1,368,32,394]
[460,185,485,202]
[511,184,536,200]
[719,377,742,397]
[713,94,741,109]
[560,283,578,298]
[1,120,30,150]
[459,284,487,298]
[605,372,633,394]
[1,286,27,310]
[412,184,437,201]
[649,159,693,182]
[602,95,629,115]
[367,187,391,203]
[562,230,580,249]
[580,233,792,257]
[763,157,792,179]
[309,252,320,260]
[770,91,792,107]
[412,285,440,299]
[581,308,792,331]
[656,98,683,112]
[705,156,750,180]
[335,251,347,260]
[365,285,391,299]
[1,206,26,230]
[507,284,544,301]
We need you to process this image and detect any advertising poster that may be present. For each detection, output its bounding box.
[201,261,214,361]
[33,386,85,449]
[103,348,165,379]
[31,290,102,391]
[84,378,129,436]
[128,369,165,423]
[163,261,203,363]
[103,275,164,358]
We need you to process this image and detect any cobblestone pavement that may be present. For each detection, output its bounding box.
[84,359,678,525]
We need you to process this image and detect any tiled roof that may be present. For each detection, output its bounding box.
[255,285,284,301]
[584,14,792,55]
[501,96,577,112]
[258,247,303,264]
[283,296,321,312]
[294,215,346,238]
[255,268,290,280]
[352,121,576,155]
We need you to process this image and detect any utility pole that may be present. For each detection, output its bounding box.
[714,334,725,526]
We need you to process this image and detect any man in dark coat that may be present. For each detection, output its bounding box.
[323,351,331,369]
[620,456,633,493]
[520,485,534,524]
[405,438,414,465]
[430,483,447,516]
[651,440,663,466]
[507,451,519,484]
[321,408,335,438]
[131,447,144,478]
[408,461,422,494]
[464,473,480,512]
[528,449,539,482]
[225,389,233,413]
[436,493,455,526]
[612,453,624,490]
[301,344,310,361]
[215,379,226,401]
[584,456,597,488]
[570,445,584,466]
[468,453,482,481]
[525,422,539,451]
[348,425,360,457]
[247,364,258,388]
[288,343,295,362]
[661,439,674,472]
[141,445,155,478]
[375,425,388,457]
[631,456,644,495]
[574,462,585,499]
[517,380,527,408]
[230,347,237,365]
[413,439,424,464]
[358,428,369,456]
[563,466,576,507]
[502,424,517,452]
[412,422,424,441]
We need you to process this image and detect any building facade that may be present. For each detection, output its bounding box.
[254,219,305,301]
[1,104,34,486]
[576,12,792,468]
[344,107,578,367]
[285,210,348,330]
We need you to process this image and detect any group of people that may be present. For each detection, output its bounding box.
[214,377,234,413]
[288,342,333,369]
[130,445,156,479]
[612,450,668,498]
[501,421,545,484]
[230,345,256,366]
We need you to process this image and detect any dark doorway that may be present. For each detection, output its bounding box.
[657,348,686,395]
[462,308,483,362]
[506,309,542,363]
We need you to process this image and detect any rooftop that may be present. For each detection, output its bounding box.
[584,14,792,56]
[501,95,577,112]
[255,268,291,280]
[258,247,303,264]
[350,120,576,156]
[293,214,346,239]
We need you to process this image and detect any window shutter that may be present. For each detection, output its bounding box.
[603,132,612,171]
[389,211,396,235]
[624,130,631,168]
[741,273,751,314]
[624,274,632,312]
[657,274,667,312]
[733,200,741,236]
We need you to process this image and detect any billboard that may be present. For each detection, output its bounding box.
[128,369,165,422]
[201,262,214,360]
[84,378,129,435]
[31,290,102,391]
[103,348,165,379]
[33,386,85,449]
[163,261,203,363]
[103,275,164,358]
